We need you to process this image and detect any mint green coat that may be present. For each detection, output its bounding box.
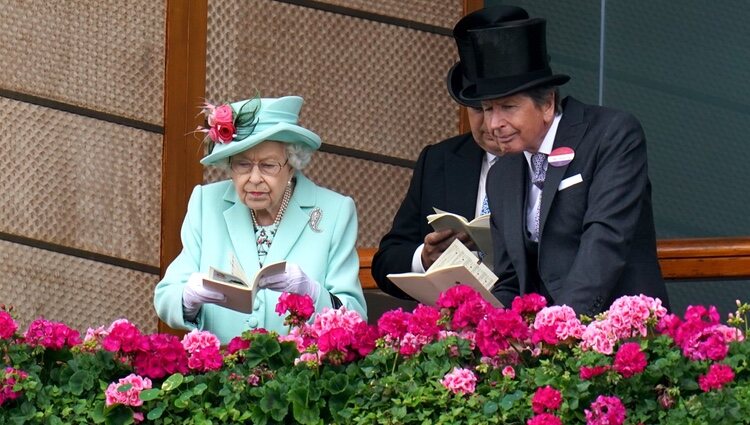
[154,172,367,344]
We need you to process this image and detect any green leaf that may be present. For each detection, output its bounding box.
[293,401,321,425]
[483,401,498,415]
[104,405,135,425]
[68,370,90,396]
[162,373,184,392]
[117,383,133,393]
[259,384,289,421]
[324,374,349,395]
[147,405,165,420]
[193,382,208,395]
[246,335,282,368]
[139,388,161,402]
[90,401,107,423]
[499,390,524,411]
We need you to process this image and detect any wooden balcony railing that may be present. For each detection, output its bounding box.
[359,237,750,290]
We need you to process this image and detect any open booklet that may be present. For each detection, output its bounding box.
[201,253,286,314]
[427,208,493,265]
[386,239,503,308]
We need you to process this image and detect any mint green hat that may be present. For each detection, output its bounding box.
[199,96,321,166]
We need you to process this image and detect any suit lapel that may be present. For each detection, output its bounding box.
[445,135,484,219]
[539,98,588,235]
[223,185,260,274]
[265,171,315,264]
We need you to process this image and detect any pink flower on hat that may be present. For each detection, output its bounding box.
[199,102,236,144]
[210,104,233,126]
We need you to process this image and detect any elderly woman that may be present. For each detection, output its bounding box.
[154,96,367,343]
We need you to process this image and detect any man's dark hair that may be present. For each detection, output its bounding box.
[524,85,561,113]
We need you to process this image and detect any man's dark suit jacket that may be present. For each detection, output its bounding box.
[488,97,669,316]
[372,133,485,298]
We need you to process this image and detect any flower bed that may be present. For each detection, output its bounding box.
[2,287,750,424]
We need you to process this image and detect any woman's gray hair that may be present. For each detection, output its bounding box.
[285,143,315,170]
[215,142,315,171]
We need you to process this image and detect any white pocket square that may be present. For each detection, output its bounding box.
[558,173,583,191]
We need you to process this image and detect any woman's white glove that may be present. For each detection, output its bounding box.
[182,272,225,321]
[257,263,321,301]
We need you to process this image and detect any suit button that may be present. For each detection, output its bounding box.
[246,317,259,328]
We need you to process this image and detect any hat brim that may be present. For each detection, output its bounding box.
[459,74,570,103]
[446,62,482,108]
[200,122,321,165]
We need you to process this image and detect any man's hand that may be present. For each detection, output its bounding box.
[421,229,472,269]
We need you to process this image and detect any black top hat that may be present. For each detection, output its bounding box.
[447,6,530,108]
[458,18,570,102]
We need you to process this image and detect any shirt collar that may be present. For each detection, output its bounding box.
[524,113,563,164]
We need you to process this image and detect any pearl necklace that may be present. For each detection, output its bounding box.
[251,180,293,228]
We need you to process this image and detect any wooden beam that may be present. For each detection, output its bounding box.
[657,237,750,280]
[159,0,208,334]
[360,237,750,290]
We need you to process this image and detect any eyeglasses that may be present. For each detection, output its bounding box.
[230,158,289,176]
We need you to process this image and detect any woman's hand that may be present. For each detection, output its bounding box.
[182,272,226,321]
[258,263,321,301]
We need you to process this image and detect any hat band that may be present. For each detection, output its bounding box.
[472,68,552,97]
[234,116,298,140]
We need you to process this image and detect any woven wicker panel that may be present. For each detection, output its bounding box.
[317,0,461,29]
[0,0,166,125]
[304,152,412,247]
[0,98,162,266]
[203,152,412,247]
[205,0,460,161]
[0,240,158,335]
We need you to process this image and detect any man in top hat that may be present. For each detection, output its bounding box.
[458,10,670,315]
[372,6,530,298]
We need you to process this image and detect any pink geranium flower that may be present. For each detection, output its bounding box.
[182,329,223,372]
[378,308,411,340]
[533,305,585,343]
[102,320,145,353]
[475,308,529,357]
[440,367,477,395]
[276,292,315,327]
[512,293,548,316]
[532,385,562,414]
[581,320,617,355]
[580,365,610,380]
[585,395,626,425]
[226,336,251,355]
[133,334,189,379]
[398,332,432,357]
[408,305,443,339]
[502,366,516,379]
[0,367,28,407]
[0,311,17,339]
[23,318,81,349]
[436,285,484,310]
[607,295,667,339]
[527,413,562,425]
[613,342,647,378]
[318,327,355,365]
[350,321,379,357]
[105,373,152,407]
[698,364,734,392]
